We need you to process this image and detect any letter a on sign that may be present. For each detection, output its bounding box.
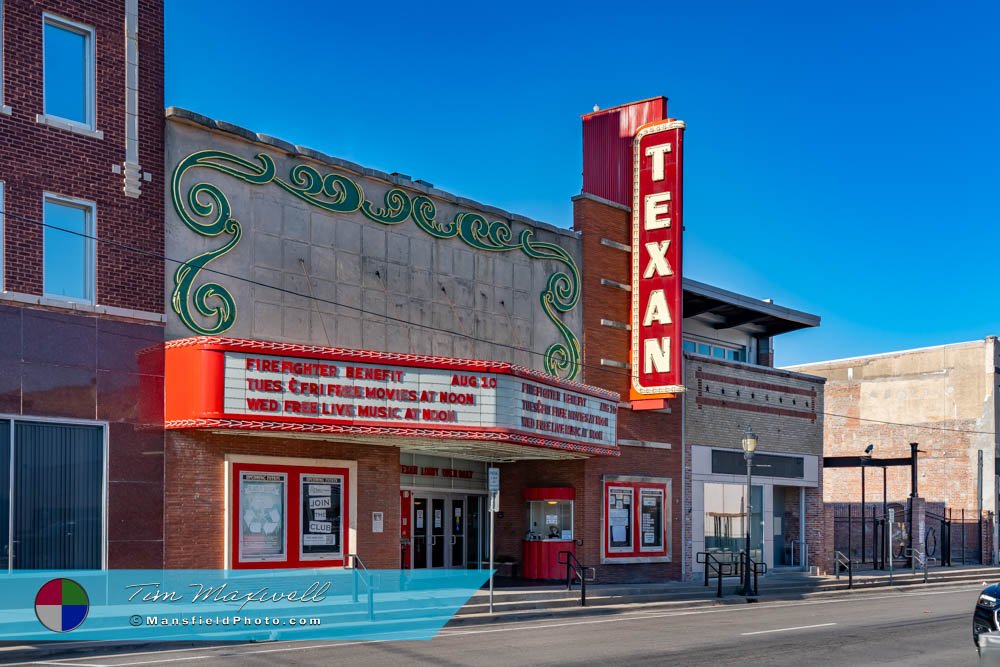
[630,119,686,403]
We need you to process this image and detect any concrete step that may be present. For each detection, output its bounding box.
[453,566,1000,617]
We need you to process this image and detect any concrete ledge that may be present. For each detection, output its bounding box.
[35,114,104,140]
[0,290,165,323]
[572,192,631,212]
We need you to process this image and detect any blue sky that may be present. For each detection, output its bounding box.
[166,1,999,366]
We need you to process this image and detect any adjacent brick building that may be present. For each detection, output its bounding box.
[788,337,1000,564]
[0,0,165,569]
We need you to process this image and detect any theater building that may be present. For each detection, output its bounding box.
[161,107,623,573]
[0,0,165,570]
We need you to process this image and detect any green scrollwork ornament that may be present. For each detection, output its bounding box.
[171,149,583,379]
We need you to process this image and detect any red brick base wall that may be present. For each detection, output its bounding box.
[164,431,400,569]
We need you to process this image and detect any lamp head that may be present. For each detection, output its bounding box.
[864,444,874,455]
[741,431,758,454]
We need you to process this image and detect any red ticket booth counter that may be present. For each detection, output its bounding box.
[522,487,575,580]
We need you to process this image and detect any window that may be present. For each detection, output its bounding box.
[42,13,95,129]
[43,195,95,303]
[0,420,106,570]
[711,449,804,479]
[703,482,763,562]
[683,338,746,363]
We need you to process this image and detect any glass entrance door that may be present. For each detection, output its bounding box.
[413,497,427,569]
[410,494,480,569]
[430,498,445,567]
[450,497,465,568]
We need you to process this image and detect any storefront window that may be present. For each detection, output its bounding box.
[703,482,762,561]
[0,420,104,570]
[238,472,287,562]
[300,473,343,560]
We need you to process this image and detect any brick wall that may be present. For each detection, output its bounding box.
[0,0,165,568]
[164,431,401,569]
[684,355,825,458]
[571,193,683,582]
[791,340,999,524]
[0,0,164,310]
[684,340,827,577]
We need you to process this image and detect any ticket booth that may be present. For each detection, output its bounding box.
[521,487,575,580]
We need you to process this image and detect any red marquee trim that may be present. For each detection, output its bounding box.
[165,418,620,457]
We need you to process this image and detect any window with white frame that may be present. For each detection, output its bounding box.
[43,195,95,303]
[42,13,96,129]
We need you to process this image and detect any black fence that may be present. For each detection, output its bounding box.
[925,508,982,566]
[832,502,912,568]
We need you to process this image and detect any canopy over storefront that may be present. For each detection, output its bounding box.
[165,337,620,461]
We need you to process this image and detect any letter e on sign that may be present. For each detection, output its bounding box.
[631,120,686,402]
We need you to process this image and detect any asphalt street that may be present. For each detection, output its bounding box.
[6,585,989,666]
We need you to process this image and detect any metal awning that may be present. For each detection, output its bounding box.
[683,278,820,336]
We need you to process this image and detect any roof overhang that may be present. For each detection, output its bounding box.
[683,278,820,336]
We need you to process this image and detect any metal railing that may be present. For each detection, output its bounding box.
[347,553,376,621]
[696,551,736,598]
[904,547,939,584]
[558,550,596,607]
[832,550,853,589]
[787,540,810,569]
[744,552,767,597]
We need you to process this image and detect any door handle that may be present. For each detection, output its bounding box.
[430,536,437,546]
[450,536,457,545]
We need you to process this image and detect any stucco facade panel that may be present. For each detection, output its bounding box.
[164,118,582,379]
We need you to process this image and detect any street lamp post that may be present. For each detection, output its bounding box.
[741,430,758,600]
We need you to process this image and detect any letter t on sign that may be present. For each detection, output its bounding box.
[645,143,672,181]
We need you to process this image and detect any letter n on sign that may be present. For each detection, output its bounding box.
[630,119,686,405]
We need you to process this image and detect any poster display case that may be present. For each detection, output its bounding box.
[522,487,575,579]
[231,462,350,569]
[602,476,670,563]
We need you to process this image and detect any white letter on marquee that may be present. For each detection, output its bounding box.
[643,240,673,279]
[643,337,671,374]
[642,290,673,326]
[645,143,672,181]
[644,192,672,230]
